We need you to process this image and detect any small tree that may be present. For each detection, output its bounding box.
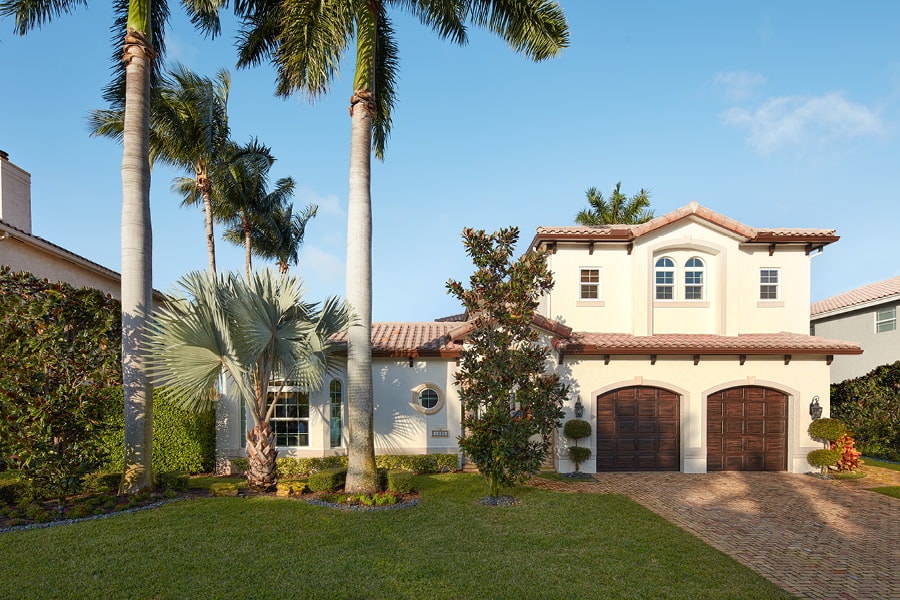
[564,419,592,472]
[807,418,848,476]
[0,269,121,507]
[448,227,568,498]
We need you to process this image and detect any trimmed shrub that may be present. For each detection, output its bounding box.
[807,448,843,472]
[209,482,239,496]
[275,480,307,496]
[563,419,592,444]
[82,471,122,494]
[387,470,414,494]
[155,471,190,492]
[568,446,592,471]
[808,418,847,444]
[307,468,347,493]
[268,454,455,479]
[831,361,900,461]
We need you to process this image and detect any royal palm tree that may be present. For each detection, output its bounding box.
[89,64,233,273]
[575,182,654,225]
[248,202,318,274]
[0,0,226,494]
[232,0,569,494]
[147,269,350,491]
[216,140,296,281]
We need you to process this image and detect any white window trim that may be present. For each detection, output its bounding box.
[268,384,310,448]
[759,267,781,301]
[411,383,445,415]
[876,306,897,333]
[684,257,705,301]
[655,257,676,301]
[328,378,344,448]
[579,267,601,301]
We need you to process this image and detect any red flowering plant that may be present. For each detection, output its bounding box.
[831,433,863,472]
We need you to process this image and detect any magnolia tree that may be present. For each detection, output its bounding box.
[447,228,568,498]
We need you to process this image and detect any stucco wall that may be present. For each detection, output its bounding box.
[811,301,900,382]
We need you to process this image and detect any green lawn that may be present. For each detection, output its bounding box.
[871,486,900,499]
[865,457,900,472]
[0,473,792,599]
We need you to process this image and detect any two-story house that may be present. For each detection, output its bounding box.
[216,202,862,474]
[810,276,900,383]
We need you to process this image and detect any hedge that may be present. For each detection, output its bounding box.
[831,361,900,461]
[229,454,458,478]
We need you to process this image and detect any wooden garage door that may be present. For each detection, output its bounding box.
[707,387,787,471]
[596,387,680,471]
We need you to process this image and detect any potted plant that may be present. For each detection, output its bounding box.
[563,419,592,473]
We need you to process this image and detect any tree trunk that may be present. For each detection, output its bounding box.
[343,90,378,495]
[202,188,217,273]
[244,224,252,282]
[246,421,278,492]
[120,27,155,495]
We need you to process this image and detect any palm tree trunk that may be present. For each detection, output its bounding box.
[344,90,378,495]
[120,26,155,495]
[244,224,252,282]
[202,189,217,273]
[246,421,277,492]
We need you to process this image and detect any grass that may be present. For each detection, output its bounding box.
[0,473,791,599]
[870,486,900,499]
[864,457,900,472]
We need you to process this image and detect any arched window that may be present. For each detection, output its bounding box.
[655,257,675,300]
[329,379,343,448]
[684,257,705,300]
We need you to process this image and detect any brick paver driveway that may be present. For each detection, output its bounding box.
[530,469,899,600]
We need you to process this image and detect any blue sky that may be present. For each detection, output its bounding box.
[2,2,898,322]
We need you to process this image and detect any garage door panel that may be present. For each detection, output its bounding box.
[708,387,787,472]
[597,387,679,472]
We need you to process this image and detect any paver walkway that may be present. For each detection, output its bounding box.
[530,466,899,600]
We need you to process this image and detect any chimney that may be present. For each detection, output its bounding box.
[0,150,33,234]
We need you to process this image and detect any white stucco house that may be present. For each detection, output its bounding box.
[216,202,862,474]
[810,276,900,383]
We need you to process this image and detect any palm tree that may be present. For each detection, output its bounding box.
[232,0,570,495]
[2,0,226,494]
[216,140,296,281]
[89,65,232,273]
[147,269,350,491]
[575,182,654,225]
[248,202,318,274]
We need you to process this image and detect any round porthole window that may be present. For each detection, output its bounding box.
[411,384,445,415]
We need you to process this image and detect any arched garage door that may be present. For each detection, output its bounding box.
[596,386,680,471]
[707,386,787,471]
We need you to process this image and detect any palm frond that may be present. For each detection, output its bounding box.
[465,0,569,61]
[0,0,87,35]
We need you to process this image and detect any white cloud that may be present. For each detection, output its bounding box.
[720,92,883,154]
[295,187,344,216]
[299,245,345,288]
[715,71,767,101]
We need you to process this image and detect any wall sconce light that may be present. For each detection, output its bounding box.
[574,396,584,418]
[809,396,823,421]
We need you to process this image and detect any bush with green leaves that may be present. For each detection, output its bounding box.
[0,268,122,506]
[307,468,347,493]
[563,419,592,443]
[386,470,415,494]
[831,361,900,461]
[808,419,847,445]
[82,472,123,494]
[807,448,843,475]
[448,227,568,498]
[155,471,190,492]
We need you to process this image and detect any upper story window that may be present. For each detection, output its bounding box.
[876,306,897,333]
[269,387,309,447]
[759,268,780,300]
[329,379,343,448]
[655,257,675,300]
[684,257,705,300]
[580,268,600,300]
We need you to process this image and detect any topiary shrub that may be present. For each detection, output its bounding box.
[568,447,592,472]
[275,480,307,497]
[209,482,239,497]
[563,419,592,444]
[386,469,415,494]
[807,448,843,476]
[808,418,847,445]
[307,468,347,493]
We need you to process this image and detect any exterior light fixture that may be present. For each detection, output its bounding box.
[809,396,823,421]
[574,396,584,418]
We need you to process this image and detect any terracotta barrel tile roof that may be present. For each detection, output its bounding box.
[555,332,862,356]
[811,276,900,316]
[331,322,462,357]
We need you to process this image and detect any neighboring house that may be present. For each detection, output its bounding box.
[0,151,165,305]
[810,276,900,383]
[217,201,862,474]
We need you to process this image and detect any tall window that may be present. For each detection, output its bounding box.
[580,268,600,299]
[876,306,897,333]
[655,257,675,300]
[269,388,309,447]
[684,257,705,300]
[759,268,780,300]
[329,379,343,448]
